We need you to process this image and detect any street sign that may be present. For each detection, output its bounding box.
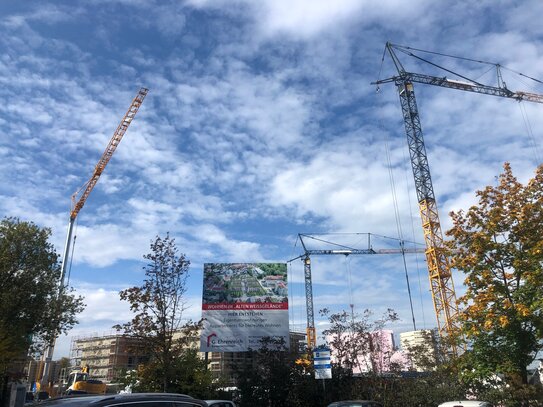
[313,348,332,379]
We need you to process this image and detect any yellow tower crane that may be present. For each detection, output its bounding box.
[374,43,543,352]
[40,87,148,392]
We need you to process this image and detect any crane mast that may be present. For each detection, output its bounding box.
[374,42,543,350]
[395,80,460,343]
[303,256,317,349]
[42,87,148,391]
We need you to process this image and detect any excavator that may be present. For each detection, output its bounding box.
[64,365,106,395]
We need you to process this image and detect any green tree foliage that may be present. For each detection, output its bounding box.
[0,217,84,372]
[230,310,503,407]
[258,263,287,277]
[233,337,321,407]
[115,234,212,395]
[319,309,469,407]
[447,163,543,385]
[398,330,468,407]
[133,347,212,398]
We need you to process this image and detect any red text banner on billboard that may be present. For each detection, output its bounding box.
[200,263,289,352]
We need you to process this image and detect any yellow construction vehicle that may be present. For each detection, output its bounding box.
[64,366,106,395]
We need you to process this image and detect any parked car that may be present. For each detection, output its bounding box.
[25,391,50,404]
[438,402,492,407]
[327,401,383,407]
[205,401,237,407]
[33,393,207,407]
[37,392,50,401]
[26,393,34,403]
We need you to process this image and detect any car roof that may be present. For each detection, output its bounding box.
[438,401,492,407]
[38,393,206,407]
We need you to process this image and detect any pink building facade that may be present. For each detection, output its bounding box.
[326,329,407,374]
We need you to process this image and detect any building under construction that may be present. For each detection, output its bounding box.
[70,330,305,385]
[70,334,148,383]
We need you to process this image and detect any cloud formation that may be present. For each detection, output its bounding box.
[0,0,541,357]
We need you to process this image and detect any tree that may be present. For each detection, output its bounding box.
[0,217,84,373]
[446,163,543,385]
[115,234,211,394]
[398,330,468,407]
[317,308,405,405]
[320,307,400,376]
[234,337,316,407]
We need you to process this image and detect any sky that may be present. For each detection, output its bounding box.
[1,0,542,359]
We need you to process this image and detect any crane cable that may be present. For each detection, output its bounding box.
[344,254,355,323]
[400,144,428,329]
[374,60,420,330]
[288,235,304,334]
[392,44,543,86]
[518,101,542,164]
[383,131,417,331]
[375,45,387,91]
[287,260,294,331]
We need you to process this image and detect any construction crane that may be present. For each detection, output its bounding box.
[40,87,148,391]
[58,87,149,288]
[290,233,425,349]
[373,42,543,349]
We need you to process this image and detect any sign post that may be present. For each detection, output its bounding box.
[313,347,332,380]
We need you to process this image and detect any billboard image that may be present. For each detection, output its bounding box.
[200,263,289,352]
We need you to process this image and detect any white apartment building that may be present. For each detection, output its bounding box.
[400,329,437,371]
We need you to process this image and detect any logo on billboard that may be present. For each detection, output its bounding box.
[207,332,217,347]
[206,333,244,348]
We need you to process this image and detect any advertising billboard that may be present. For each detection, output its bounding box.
[200,263,289,352]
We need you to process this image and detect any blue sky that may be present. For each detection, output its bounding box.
[1,0,542,358]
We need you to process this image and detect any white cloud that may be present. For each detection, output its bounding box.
[188,0,431,40]
[189,224,264,261]
[255,0,365,39]
[2,0,542,359]
[270,142,409,234]
[69,224,147,267]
